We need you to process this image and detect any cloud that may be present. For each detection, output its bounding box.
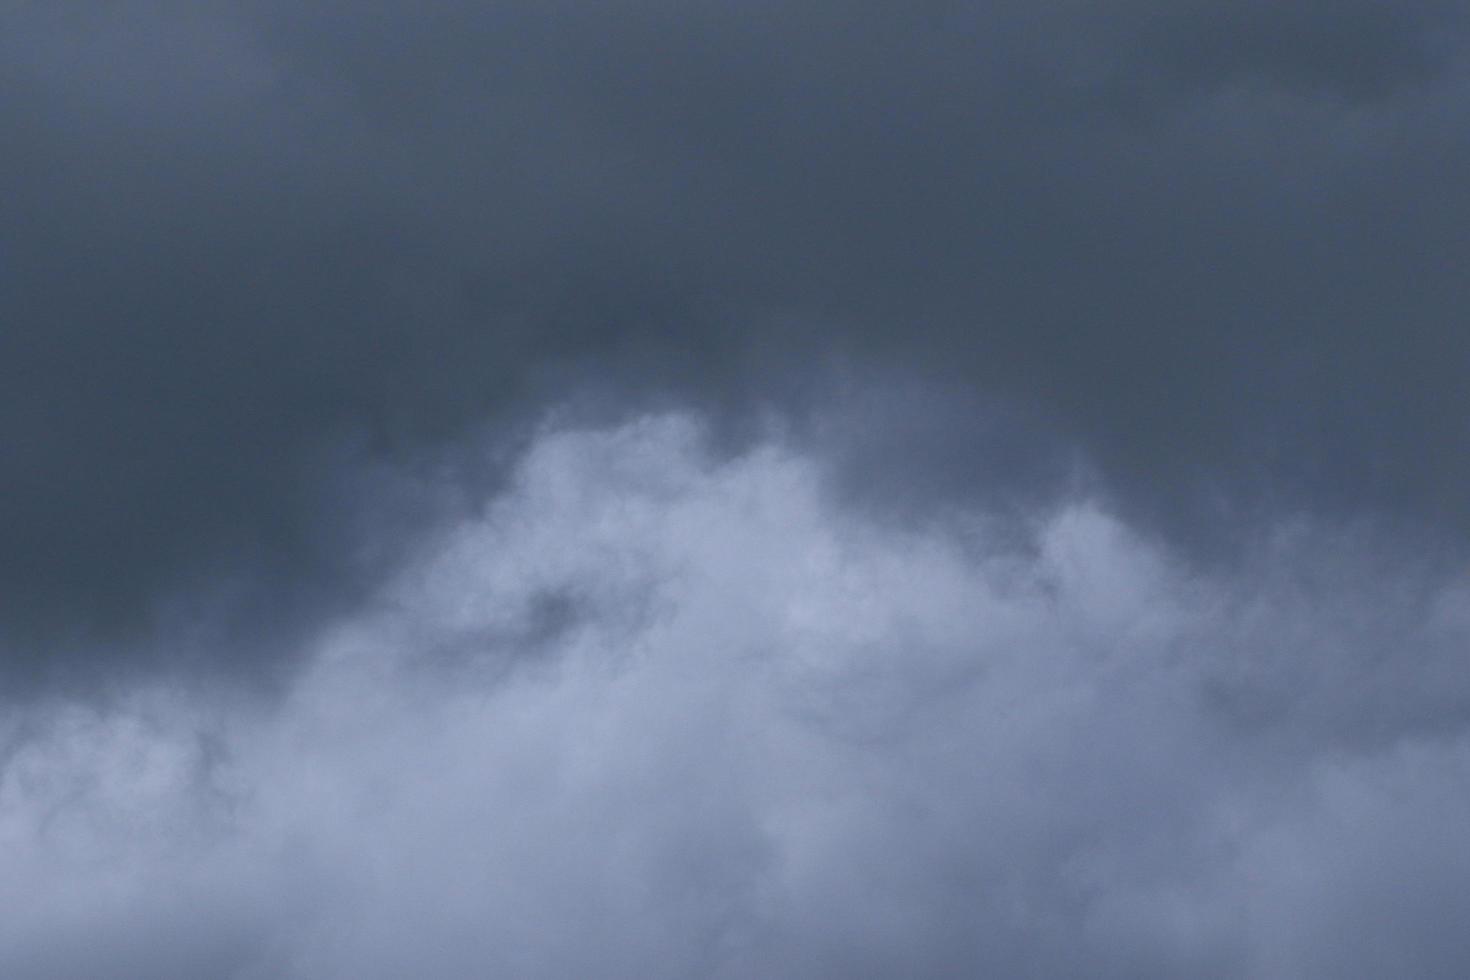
[3,414,1468,978]
[6,1,1470,675]
[8,6,1470,974]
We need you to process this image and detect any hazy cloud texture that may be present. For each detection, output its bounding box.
[4,417,1470,978]
[5,3,1470,976]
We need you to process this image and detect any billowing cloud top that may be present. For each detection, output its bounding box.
[7,416,1470,978]
[4,2,1470,976]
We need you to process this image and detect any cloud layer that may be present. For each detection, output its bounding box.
[5,416,1468,978]
[7,5,1470,974]
[7,1,1470,675]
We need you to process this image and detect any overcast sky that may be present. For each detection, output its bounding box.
[5,2,1470,977]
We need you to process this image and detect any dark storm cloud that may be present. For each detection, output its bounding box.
[11,6,1470,976]
[4,1,1470,673]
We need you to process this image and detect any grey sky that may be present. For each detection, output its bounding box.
[4,3,1470,975]
[6,0,1470,675]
